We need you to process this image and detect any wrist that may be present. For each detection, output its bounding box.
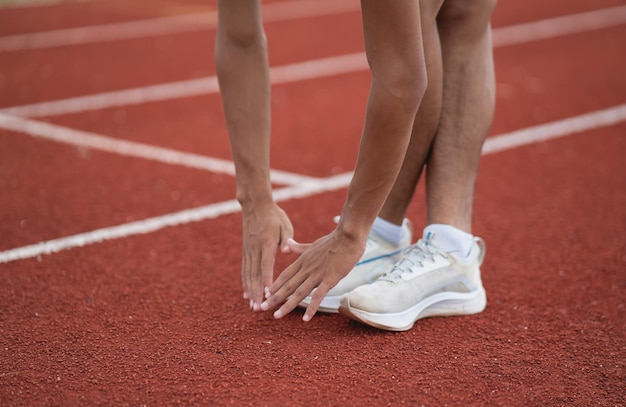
[237,190,274,213]
[235,173,273,208]
[335,216,372,245]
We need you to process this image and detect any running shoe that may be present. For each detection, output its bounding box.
[298,219,413,313]
[338,231,487,331]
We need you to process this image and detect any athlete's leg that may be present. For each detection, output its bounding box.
[377,0,445,226]
[425,0,497,232]
[338,0,497,329]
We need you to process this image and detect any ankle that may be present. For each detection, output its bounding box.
[372,217,408,246]
[423,224,473,258]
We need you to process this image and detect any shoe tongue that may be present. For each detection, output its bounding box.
[422,231,462,258]
[422,230,444,249]
[422,230,468,259]
[423,225,475,258]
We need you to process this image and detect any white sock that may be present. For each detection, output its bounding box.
[372,217,406,246]
[423,224,474,258]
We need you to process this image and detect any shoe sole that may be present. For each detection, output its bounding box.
[299,296,340,314]
[338,287,487,331]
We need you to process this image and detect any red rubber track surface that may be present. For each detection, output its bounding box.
[0,0,624,405]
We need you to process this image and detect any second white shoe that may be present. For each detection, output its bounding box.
[298,219,413,313]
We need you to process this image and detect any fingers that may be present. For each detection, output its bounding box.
[258,241,276,307]
[261,259,329,322]
[240,203,295,310]
[243,232,294,310]
[241,241,267,308]
[286,238,311,255]
[244,240,275,310]
[265,275,319,320]
[241,252,250,301]
[263,278,329,322]
[279,222,294,254]
[260,262,305,312]
[302,282,331,322]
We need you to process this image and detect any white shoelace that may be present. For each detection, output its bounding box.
[380,239,446,283]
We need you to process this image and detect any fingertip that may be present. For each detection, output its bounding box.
[303,305,317,322]
[286,239,300,253]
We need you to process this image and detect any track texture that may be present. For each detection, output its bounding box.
[0,0,624,405]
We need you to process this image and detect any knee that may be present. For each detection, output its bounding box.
[220,24,266,49]
[438,0,497,24]
[371,60,428,111]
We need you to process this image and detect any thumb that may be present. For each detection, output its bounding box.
[279,224,295,254]
[286,238,311,254]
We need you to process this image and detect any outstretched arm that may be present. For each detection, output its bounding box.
[215,0,294,309]
[262,0,428,321]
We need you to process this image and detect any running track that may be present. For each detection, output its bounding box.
[0,0,624,405]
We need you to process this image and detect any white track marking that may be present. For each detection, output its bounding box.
[1,76,218,118]
[1,104,624,264]
[482,104,626,155]
[0,0,93,9]
[0,112,320,186]
[0,14,217,53]
[2,3,623,53]
[0,198,242,264]
[492,5,626,47]
[1,53,367,118]
[0,175,353,264]
[3,6,625,119]
[0,0,361,53]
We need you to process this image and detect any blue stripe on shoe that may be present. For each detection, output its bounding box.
[356,249,403,266]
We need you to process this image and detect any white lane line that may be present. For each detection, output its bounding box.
[482,104,626,155]
[0,0,93,9]
[3,6,625,119]
[0,112,321,186]
[0,0,360,53]
[0,53,367,118]
[0,174,354,264]
[492,5,626,47]
[1,104,624,264]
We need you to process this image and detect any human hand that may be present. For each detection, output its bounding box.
[260,229,366,321]
[240,201,294,310]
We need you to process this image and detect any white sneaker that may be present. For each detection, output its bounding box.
[338,231,487,331]
[298,219,413,313]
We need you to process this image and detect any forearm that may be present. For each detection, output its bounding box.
[338,78,424,241]
[337,0,427,242]
[215,0,272,207]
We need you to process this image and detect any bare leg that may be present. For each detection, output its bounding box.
[426,0,497,233]
[378,0,445,225]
